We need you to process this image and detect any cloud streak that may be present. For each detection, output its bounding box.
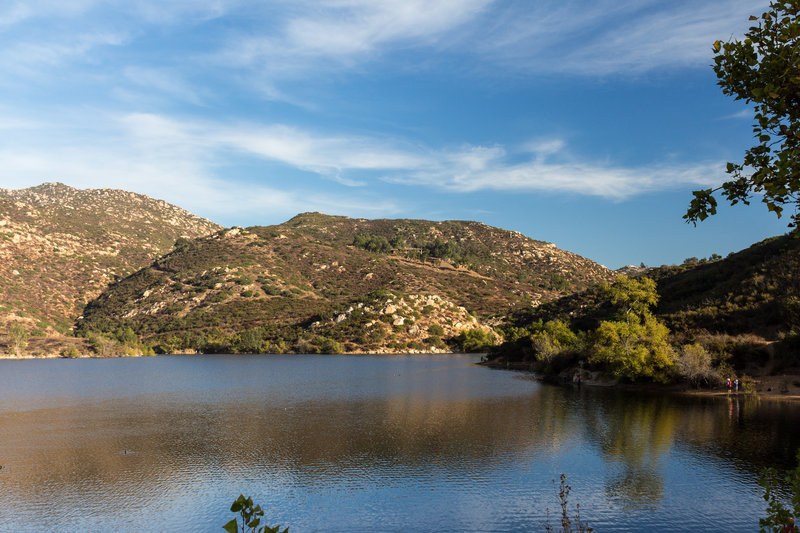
[116,112,726,199]
[214,0,771,83]
[0,109,725,218]
[221,0,493,75]
[0,0,772,110]
[395,144,724,198]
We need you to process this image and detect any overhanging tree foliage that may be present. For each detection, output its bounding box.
[685,1,800,228]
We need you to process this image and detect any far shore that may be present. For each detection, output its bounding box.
[480,359,800,402]
[0,349,476,360]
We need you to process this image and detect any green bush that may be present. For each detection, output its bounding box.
[424,335,446,349]
[453,328,496,352]
[263,285,281,296]
[209,290,232,303]
[353,234,390,253]
[62,345,81,358]
[427,324,445,336]
[318,337,343,354]
[675,343,719,387]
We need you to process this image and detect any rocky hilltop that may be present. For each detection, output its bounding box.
[79,213,614,354]
[0,183,221,335]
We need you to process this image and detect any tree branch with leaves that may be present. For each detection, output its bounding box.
[685,1,800,228]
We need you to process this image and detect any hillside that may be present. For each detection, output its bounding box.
[78,213,614,354]
[650,235,799,338]
[496,233,800,375]
[0,183,222,336]
[522,234,799,334]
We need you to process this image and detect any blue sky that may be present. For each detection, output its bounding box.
[0,0,789,268]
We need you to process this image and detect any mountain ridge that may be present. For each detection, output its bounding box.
[77,212,616,355]
[0,182,222,336]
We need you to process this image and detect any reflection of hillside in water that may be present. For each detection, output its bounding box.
[3,369,800,525]
[0,390,585,511]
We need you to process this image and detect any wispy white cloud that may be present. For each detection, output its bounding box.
[722,108,753,120]
[115,113,428,180]
[0,0,236,27]
[0,0,771,112]
[392,141,723,198]
[122,67,209,106]
[123,113,704,201]
[0,109,725,217]
[0,3,32,27]
[218,0,494,78]
[0,32,126,80]
[473,0,772,75]
[0,110,405,224]
[0,0,232,83]
[0,0,98,24]
[125,0,236,25]
[213,0,770,86]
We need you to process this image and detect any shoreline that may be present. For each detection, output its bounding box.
[480,359,800,402]
[0,350,478,360]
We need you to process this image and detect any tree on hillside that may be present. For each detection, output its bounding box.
[590,276,674,382]
[531,319,580,363]
[353,234,390,253]
[9,323,29,357]
[602,275,659,318]
[685,1,800,228]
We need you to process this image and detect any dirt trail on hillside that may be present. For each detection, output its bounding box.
[390,256,494,280]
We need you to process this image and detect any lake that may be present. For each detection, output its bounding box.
[0,354,798,532]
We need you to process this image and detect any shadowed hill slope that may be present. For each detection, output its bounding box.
[495,234,800,374]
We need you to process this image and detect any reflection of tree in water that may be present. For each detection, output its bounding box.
[573,387,800,509]
[577,392,679,509]
[604,466,664,509]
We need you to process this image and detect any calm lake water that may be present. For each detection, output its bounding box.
[0,354,798,532]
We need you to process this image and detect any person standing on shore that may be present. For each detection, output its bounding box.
[727,378,732,393]
[734,379,739,393]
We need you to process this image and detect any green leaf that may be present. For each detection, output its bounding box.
[222,519,238,533]
[767,202,784,216]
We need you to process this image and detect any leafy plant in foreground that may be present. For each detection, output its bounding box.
[223,495,288,533]
[760,452,800,533]
[543,474,593,533]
